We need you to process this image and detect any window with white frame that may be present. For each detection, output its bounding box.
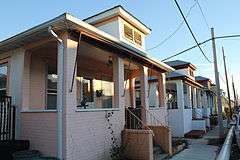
[0,64,7,97]
[134,31,142,46]
[124,25,134,41]
[46,73,57,110]
[123,24,142,46]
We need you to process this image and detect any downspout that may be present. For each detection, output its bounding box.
[48,26,64,160]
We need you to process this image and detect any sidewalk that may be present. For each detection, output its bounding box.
[169,127,224,160]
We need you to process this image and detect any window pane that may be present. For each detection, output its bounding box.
[82,79,93,102]
[47,94,57,110]
[0,65,7,96]
[47,74,58,90]
[134,31,142,46]
[124,25,133,41]
[46,73,57,110]
[94,79,114,108]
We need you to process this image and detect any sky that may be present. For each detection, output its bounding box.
[0,0,239,99]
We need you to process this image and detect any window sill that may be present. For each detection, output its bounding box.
[76,108,120,112]
[21,109,57,113]
[149,107,165,110]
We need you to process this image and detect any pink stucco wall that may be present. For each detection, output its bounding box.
[20,112,57,157]
[29,55,46,110]
[65,110,125,160]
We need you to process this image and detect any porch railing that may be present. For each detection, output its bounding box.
[0,96,15,141]
[125,107,153,133]
[193,108,203,119]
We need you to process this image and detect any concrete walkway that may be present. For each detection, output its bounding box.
[169,127,223,160]
[169,138,218,160]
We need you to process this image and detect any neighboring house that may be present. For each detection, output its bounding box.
[214,89,234,117]
[163,60,206,137]
[195,76,215,128]
[0,6,174,160]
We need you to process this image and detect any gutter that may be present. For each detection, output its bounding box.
[48,26,64,160]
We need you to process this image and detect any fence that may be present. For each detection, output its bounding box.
[0,96,15,140]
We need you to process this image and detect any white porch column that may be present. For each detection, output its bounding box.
[158,73,166,108]
[192,87,197,108]
[56,38,64,159]
[196,89,201,108]
[113,56,124,108]
[195,89,203,118]
[192,87,197,118]
[186,85,192,108]
[139,65,149,124]
[176,80,184,110]
[9,48,27,139]
[202,92,208,117]
[129,77,136,108]
[57,33,78,159]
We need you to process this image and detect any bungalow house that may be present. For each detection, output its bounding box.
[163,60,207,137]
[0,5,174,160]
[195,76,215,128]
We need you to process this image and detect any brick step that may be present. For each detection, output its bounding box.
[184,130,205,139]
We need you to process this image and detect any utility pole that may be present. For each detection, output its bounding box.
[232,76,237,109]
[222,47,232,119]
[211,28,224,138]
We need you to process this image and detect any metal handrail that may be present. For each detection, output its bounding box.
[125,108,154,136]
[216,126,235,160]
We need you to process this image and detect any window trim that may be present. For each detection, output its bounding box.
[0,63,8,96]
[123,23,143,47]
[45,66,58,110]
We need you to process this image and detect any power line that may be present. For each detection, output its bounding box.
[195,0,210,30]
[173,0,212,63]
[147,2,197,51]
[219,73,227,85]
[162,34,240,61]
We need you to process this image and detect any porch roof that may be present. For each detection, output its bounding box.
[195,76,212,82]
[166,60,196,70]
[166,71,203,88]
[0,13,174,73]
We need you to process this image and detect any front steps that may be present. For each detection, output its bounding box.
[153,144,168,160]
[184,130,206,139]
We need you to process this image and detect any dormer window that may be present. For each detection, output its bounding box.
[124,25,133,41]
[189,69,194,77]
[124,24,142,46]
[134,31,142,46]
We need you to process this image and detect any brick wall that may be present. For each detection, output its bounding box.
[65,110,125,160]
[123,129,153,160]
[20,112,57,157]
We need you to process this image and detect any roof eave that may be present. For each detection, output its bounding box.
[0,13,67,52]
[0,13,172,73]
